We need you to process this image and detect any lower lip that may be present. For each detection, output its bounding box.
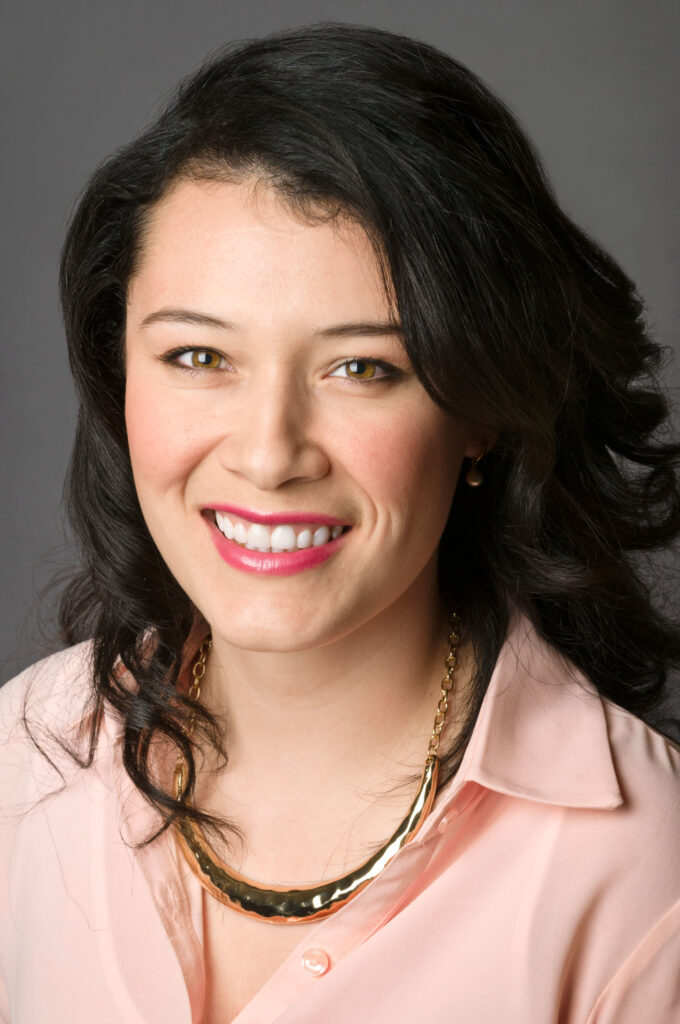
[207,518,350,576]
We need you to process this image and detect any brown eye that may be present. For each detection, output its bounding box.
[167,348,229,372]
[346,359,376,379]
[190,349,222,369]
[331,359,380,380]
[328,358,401,384]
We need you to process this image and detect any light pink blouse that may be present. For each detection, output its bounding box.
[1,611,679,1022]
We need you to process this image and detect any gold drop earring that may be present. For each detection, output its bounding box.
[465,450,485,487]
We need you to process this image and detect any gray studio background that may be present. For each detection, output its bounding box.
[2,0,679,723]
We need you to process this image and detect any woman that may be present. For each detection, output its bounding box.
[1,21,679,1024]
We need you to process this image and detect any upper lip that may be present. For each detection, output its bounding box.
[206,504,349,526]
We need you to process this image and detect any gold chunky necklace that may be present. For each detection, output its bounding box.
[172,611,461,924]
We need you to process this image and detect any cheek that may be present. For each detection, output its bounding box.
[124,375,206,496]
[333,406,459,516]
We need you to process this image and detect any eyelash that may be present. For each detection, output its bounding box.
[160,348,402,384]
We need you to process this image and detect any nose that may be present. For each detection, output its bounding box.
[216,371,330,491]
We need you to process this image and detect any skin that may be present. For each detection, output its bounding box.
[124,176,491,882]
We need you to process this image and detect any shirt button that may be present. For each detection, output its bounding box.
[301,948,331,976]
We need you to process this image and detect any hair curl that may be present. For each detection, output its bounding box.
[44,21,680,848]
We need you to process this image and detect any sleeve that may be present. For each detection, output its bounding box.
[585,898,680,1023]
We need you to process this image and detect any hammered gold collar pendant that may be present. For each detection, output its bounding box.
[172,754,439,924]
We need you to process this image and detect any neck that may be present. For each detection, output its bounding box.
[192,587,470,813]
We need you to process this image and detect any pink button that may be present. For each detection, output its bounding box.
[301,948,331,976]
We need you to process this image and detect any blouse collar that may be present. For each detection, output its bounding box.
[414,608,624,846]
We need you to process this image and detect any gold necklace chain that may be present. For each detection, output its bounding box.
[172,609,461,924]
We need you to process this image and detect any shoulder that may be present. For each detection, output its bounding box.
[494,616,680,942]
[1,641,95,717]
[560,677,680,893]
[600,694,680,843]
[581,703,680,1022]
[567,694,680,993]
[1,641,97,743]
[0,642,100,813]
[602,693,680,798]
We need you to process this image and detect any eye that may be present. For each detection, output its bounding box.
[329,358,396,382]
[170,348,226,370]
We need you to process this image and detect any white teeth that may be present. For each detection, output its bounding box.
[313,526,330,547]
[271,525,297,551]
[215,512,345,552]
[246,523,271,550]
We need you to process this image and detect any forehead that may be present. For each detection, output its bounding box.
[127,177,394,321]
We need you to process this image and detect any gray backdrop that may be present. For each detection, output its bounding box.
[2,1,679,720]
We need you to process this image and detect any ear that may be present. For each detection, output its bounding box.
[463,428,498,461]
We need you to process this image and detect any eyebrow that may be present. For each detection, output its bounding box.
[138,308,403,338]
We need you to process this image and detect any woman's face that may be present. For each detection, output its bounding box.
[125,177,483,651]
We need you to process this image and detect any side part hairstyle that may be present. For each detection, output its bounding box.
[46,21,680,847]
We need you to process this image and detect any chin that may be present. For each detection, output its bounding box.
[204,600,346,653]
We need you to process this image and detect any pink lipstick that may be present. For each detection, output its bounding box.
[208,504,346,526]
[203,508,351,576]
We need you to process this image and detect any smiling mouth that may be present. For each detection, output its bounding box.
[210,510,352,553]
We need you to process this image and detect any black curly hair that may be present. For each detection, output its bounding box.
[43,21,680,848]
